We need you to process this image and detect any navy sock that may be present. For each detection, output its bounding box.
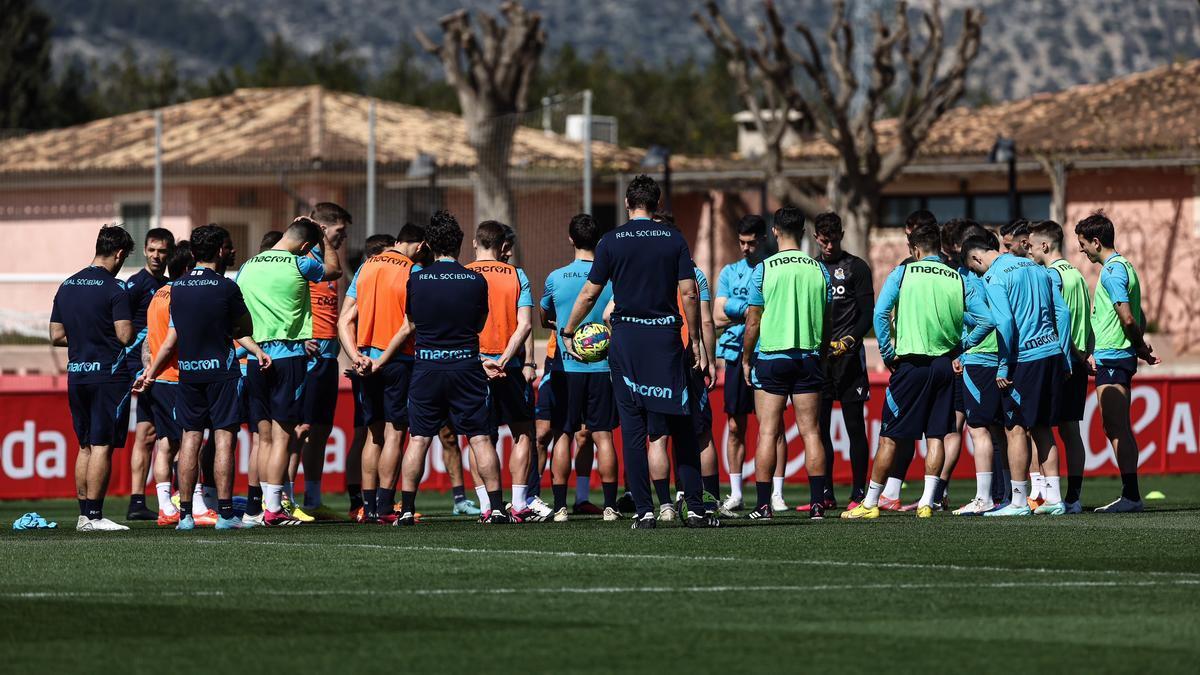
[1120,472,1141,501]
[218,498,234,520]
[702,474,719,500]
[362,489,378,517]
[808,475,825,505]
[932,478,948,504]
[377,488,396,516]
[526,465,542,498]
[602,481,618,509]
[246,486,263,516]
[756,481,772,509]
[487,490,504,513]
[452,485,466,502]
[84,499,102,520]
[552,484,568,510]
[652,478,671,506]
[180,500,192,519]
[78,499,86,517]
[1065,475,1083,503]
[400,490,416,514]
[347,483,363,511]
[129,494,146,508]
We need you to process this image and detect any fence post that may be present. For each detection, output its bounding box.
[153,109,163,229]
[366,98,377,238]
[582,89,593,216]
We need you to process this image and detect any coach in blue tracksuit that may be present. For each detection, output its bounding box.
[560,175,716,529]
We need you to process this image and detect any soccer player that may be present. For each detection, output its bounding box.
[295,202,349,521]
[337,223,422,523]
[51,225,137,531]
[1075,212,1160,512]
[961,232,1073,516]
[376,210,508,524]
[714,214,785,514]
[812,212,873,510]
[1029,219,1093,513]
[466,221,538,520]
[740,207,831,520]
[123,227,175,521]
[238,217,340,525]
[138,224,269,530]
[240,230,285,524]
[1000,219,1032,257]
[843,224,991,519]
[561,175,715,529]
[542,214,619,522]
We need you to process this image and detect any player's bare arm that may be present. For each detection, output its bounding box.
[742,305,763,386]
[49,321,67,347]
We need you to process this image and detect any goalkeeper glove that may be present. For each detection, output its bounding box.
[829,336,856,357]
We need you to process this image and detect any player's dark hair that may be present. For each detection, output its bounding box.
[940,218,978,252]
[191,224,231,263]
[812,212,843,239]
[95,224,134,257]
[568,213,601,250]
[905,209,937,232]
[736,214,766,237]
[500,223,517,248]
[145,227,175,249]
[773,206,805,240]
[957,223,992,247]
[310,202,352,227]
[908,224,942,254]
[259,230,283,251]
[653,209,677,228]
[1074,211,1115,248]
[397,222,425,244]
[364,234,395,258]
[961,234,1000,257]
[1029,219,1065,251]
[1000,218,1031,239]
[167,241,195,279]
[625,174,661,212]
[426,210,464,257]
[475,220,507,251]
[286,217,323,247]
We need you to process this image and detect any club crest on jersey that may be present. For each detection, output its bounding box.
[834,268,846,280]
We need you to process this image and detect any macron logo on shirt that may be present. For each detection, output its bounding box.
[67,362,101,373]
[622,376,674,400]
[179,359,221,372]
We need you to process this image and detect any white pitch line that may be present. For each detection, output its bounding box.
[5,579,1199,601]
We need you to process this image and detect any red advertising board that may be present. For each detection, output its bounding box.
[2,375,1199,499]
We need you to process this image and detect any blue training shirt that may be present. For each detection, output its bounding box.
[169,267,248,383]
[51,265,133,383]
[960,268,999,368]
[406,258,488,370]
[981,252,1072,379]
[715,258,755,361]
[124,268,166,354]
[588,217,694,326]
[543,259,613,373]
[1095,257,1135,363]
[873,255,994,364]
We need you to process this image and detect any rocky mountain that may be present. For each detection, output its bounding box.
[37,0,1200,102]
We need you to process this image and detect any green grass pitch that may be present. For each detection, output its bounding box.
[2,475,1198,673]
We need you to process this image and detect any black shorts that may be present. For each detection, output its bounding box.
[534,368,556,422]
[408,366,491,438]
[134,390,155,425]
[880,356,956,440]
[822,348,870,402]
[650,369,711,439]
[489,366,534,427]
[349,372,366,428]
[1002,356,1062,430]
[242,360,269,428]
[1057,355,1089,423]
[178,378,243,431]
[1095,357,1137,388]
[752,353,824,396]
[301,357,340,426]
[551,370,618,433]
[723,355,755,416]
[150,382,183,442]
[67,379,132,449]
[962,364,1002,428]
[253,356,307,424]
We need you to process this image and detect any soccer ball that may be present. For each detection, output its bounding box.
[572,322,610,363]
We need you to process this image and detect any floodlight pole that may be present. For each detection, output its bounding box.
[153,109,163,229]
[366,98,377,238]
[582,89,593,216]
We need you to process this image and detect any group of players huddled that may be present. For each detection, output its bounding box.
[51,174,1157,531]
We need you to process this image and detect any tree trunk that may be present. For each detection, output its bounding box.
[466,109,517,232]
[827,176,875,258]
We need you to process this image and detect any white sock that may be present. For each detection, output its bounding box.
[263,483,283,512]
[729,473,743,501]
[156,482,177,516]
[512,484,527,511]
[192,484,207,515]
[575,476,591,504]
[202,486,218,511]
[1030,472,1045,499]
[975,472,993,502]
[864,481,884,508]
[1045,476,1062,504]
[919,475,938,508]
[303,479,322,508]
[475,485,491,511]
[883,477,903,501]
[1011,480,1029,507]
[772,476,784,498]
[284,481,294,501]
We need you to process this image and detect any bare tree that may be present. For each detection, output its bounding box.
[696,0,984,255]
[415,1,546,230]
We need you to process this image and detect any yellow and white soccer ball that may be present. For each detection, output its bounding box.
[572,322,611,363]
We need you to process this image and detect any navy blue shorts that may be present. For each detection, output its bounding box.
[134,390,155,425]
[551,370,618,433]
[880,356,956,440]
[534,369,556,422]
[952,373,965,414]
[1002,356,1061,430]
[349,372,366,428]
[408,366,491,438]
[243,360,270,428]
[67,380,132,449]
[262,356,308,425]
[149,382,183,442]
[1095,357,1137,388]
[489,366,534,427]
[301,357,340,426]
[649,369,711,439]
[723,355,755,416]
[177,378,243,431]
[751,353,824,396]
[961,364,1002,428]
[822,348,870,403]
[1057,355,1089,423]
